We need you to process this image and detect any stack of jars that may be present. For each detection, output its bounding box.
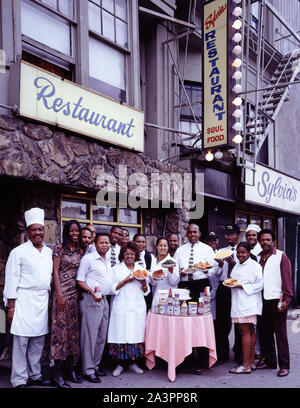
[153,287,211,317]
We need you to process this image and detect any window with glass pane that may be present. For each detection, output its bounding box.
[119,208,138,224]
[62,199,88,219]
[250,216,262,227]
[92,204,114,222]
[40,0,74,18]
[21,0,72,56]
[263,218,273,229]
[89,36,126,101]
[88,0,128,48]
[236,213,248,231]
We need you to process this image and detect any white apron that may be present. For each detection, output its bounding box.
[11,288,50,337]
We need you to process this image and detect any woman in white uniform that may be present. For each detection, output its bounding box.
[150,237,180,308]
[229,242,263,374]
[107,241,150,377]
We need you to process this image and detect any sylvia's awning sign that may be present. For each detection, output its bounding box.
[245,164,300,215]
[18,62,144,152]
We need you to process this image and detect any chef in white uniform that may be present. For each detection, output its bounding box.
[4,208,53,388]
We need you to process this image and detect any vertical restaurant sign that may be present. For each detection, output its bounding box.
[203,0,228,149]
[19,62,144,152]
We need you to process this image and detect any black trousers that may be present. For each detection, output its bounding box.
[258,299,290,369]
[178,278,210,302]
[178,278,210,368]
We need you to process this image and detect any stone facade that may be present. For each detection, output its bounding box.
[0,113,193,306]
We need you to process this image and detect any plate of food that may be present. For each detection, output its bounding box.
[152,269,166,280]
[223,278,239,288]
[183,267,198,274]
[194,261,213,272]
[214,249,233,260]
[132,269,149,280]
[161,259,177,268]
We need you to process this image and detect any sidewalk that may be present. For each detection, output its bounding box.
[0,308,299,389]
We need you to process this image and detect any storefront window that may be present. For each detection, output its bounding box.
[61,194,142,237]
[235,211,276,242]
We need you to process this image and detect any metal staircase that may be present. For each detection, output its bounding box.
[245,49,300,156]
[238,49,300,186]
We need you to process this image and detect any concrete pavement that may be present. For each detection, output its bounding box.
[0,308,300,389]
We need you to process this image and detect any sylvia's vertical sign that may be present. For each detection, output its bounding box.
[19,62,144,152]
[203,0,229,149]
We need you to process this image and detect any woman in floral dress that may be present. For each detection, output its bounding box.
[50,220,83,388]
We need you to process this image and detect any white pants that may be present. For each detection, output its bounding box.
[11,334,45,388]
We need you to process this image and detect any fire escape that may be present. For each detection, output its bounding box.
[236,0,300,186]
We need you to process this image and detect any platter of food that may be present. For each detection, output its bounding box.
[223,278,239,288]
[152,269,166,280]
[214,249,233,260]
[132,269,149,281]
[161,259,177,268]
[183,267,198,274]
[194,261,213,273]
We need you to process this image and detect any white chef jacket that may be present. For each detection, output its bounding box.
[174,241,215,281]
[107,261,150,344]
[149,254,180,307]
[4,240,53,337]
[251,242,262,257]
[76,251,114,296]
[215,245,238,282]
[230,257,263,318]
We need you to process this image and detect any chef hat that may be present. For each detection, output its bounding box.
[24,207,45,228]
[246,224,261,233]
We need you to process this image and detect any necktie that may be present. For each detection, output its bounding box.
[188,244,194,281]
[188,244,194,267]
[111,245,116,267]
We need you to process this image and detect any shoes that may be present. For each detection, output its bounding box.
[112,365,124,377]
[27,378,53,387]
[15,384,26,388]
[67,370,83,384]
[277,369,289,377]
[128,363,144,375]
[229,365,251,374]
[84,374,101,383]
[189,368,202,375]
[256,360,277,370]
[95,368,107,377]
[250,364,257,371]
[53,376,71,389]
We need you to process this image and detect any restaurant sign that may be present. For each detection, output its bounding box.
[202,0,233,149]
[245,164,300,215]
[18,62,144,152]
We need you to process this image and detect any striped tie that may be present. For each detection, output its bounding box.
[188,243,194,268]
[111,245,116,267]
[188,244,194,281]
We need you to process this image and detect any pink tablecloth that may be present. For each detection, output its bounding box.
[145,312,217,382]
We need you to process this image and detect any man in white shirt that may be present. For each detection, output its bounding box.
[81,227,93,254]
[174,224,215,302]
[167,233,180,258]
[214,224,242,364]
[107,226,123,268]
[246,224,262,258]
[77,233,114,383]
[174,224,215,373]
[4,208,53,388]
[86,224,97,253]
[133,233,155,311]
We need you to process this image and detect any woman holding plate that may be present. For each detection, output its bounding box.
[107,241,150,377]
[150,237,180,308]
[228,242,263,374]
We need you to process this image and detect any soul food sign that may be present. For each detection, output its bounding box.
[203,0,233,149]
[18,62,144,152]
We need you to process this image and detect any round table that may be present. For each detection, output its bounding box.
[145,311,217,382]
